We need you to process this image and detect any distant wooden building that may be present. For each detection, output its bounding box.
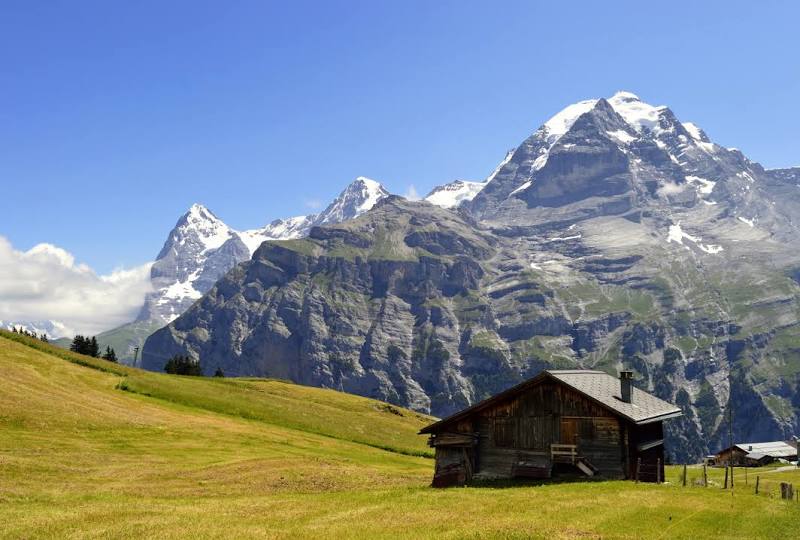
[714,441,798,467]
[420,370,682,487]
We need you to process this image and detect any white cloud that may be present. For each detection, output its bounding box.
[304,198,323,210]
[0,236,153,336]
[404,184,421,201]
[657,181,686,197]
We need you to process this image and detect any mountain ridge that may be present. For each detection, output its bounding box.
[84,177,389,362]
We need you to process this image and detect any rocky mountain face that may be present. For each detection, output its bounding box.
[142,92,800,462]
[768,167,800,184]
[103,177,389,363]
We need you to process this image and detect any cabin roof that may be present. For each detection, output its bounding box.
[718,441,798,458]
[420,369,682,434]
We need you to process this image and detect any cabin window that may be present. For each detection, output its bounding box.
[493,418,514,447]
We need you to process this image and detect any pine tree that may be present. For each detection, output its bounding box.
[70,335,85,354]
[102,346,118,363]
[89,337,100,358]
[68,335,101,356]
[40,333,48,343]
[214,367,224,378]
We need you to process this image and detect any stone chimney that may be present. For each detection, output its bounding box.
[620,371,633,403]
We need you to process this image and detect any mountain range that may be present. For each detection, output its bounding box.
[135,91,800,461]
[51,177,390,359]
[137,176,391,325]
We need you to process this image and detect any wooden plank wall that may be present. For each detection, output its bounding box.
[471,382,625,479]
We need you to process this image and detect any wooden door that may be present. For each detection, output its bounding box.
[560,418,579,445]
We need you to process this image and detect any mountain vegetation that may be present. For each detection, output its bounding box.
[69,335,101,357]
[163,354,203,376]
[102,346,118,363]
[9,325,48,342]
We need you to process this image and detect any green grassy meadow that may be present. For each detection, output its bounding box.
[2,330,800,538]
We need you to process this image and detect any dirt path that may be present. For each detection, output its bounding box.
[765,465,799,473]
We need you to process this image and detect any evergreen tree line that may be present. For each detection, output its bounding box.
[10,326,49,343]
[69,335,117,363]
[163,354,224,377]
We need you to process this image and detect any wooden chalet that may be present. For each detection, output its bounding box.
[714,441,798,467]
[420,370,682,487]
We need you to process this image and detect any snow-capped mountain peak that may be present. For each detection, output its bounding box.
[186,202,218,220]
[171,203,235,254]
[540,99,599,143]
[137,177,391,325]
[313,177,390,226]
[465,89,779,238]
[239,215,312,254]
[352,176,387,212]
[607,90,668,134]
[425,180,486,209]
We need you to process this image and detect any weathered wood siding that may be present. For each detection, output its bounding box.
[474,382,625,479]
[432,446,468,487]
[628,421,664,481]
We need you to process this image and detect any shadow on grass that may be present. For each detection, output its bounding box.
[465,471,625,490]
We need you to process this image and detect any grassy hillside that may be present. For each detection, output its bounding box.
[2,330,800,538]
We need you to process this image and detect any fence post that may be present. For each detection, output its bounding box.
[755,475,760,495]
[682,464,687,487]
[703,464,708,487]
[636,458,641,483]
[657,458,661,484]
[724,465,729,489]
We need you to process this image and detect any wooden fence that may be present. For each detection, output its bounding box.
[669,464,800,501]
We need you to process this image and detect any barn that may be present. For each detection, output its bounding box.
[420,369,682,487]
[714,441,798,467]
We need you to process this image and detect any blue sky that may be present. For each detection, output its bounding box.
[1,0,798,273]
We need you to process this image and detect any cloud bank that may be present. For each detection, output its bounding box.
[0,236,153,337]
[404,184,421,201]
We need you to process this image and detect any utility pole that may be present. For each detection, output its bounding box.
[729,359,734,493]
[133,346,140,365]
